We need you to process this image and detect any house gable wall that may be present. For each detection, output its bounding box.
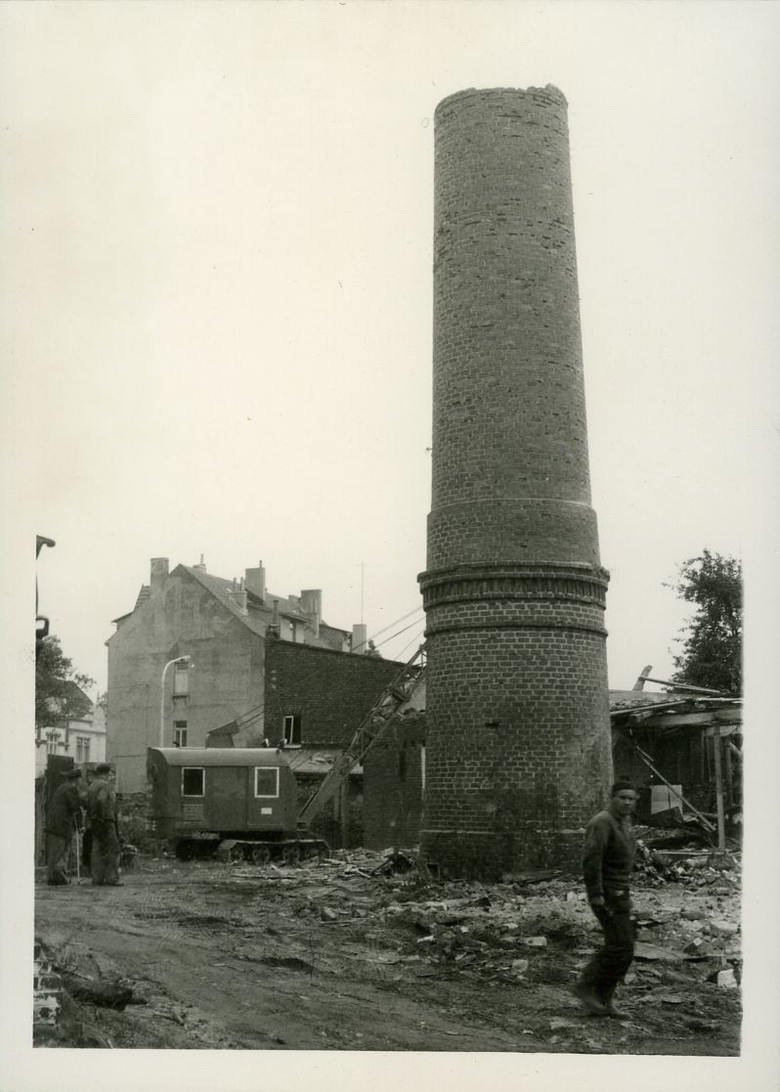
[107,568,263,792]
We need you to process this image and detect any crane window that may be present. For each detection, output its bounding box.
[182,767,205,797]
[254,767,279,798]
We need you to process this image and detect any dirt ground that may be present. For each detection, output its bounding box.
[33,846,741,1055]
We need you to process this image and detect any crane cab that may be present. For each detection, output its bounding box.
[147,747,299,853]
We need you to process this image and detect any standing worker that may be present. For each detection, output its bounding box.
[45,768,83,886]
[86,763,122,887]
[573,779,639,1018]
[80,767,95,873]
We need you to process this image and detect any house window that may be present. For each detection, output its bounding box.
[76,736,91,763]
[254,767,279,798]
[173,662,190,696]
[181,767,204,797]
[282,714,301,746]
[173,722,188,748]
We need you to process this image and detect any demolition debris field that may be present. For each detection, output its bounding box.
[34,842,741,1054]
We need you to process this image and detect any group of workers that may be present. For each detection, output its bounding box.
[44,763,122,887]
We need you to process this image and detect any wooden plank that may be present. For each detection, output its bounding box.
[712,726,726,850]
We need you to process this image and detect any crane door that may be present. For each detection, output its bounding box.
[207,766,246,830]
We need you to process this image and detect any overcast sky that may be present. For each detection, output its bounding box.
[3,1,778,699]
[3,3,780,1088]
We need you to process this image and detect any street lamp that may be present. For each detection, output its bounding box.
[159,655,192,748]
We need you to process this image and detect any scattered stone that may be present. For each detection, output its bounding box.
[501,869,561,885]
[258,956,315,974]
[511,959,529,976]
[320,906,339,922]
[634,942,686,964]
[710,920,739,937]
[59,974,137,1010]
[521,936,547,948]
[711,968,738,989]
[684,1017,721,1033]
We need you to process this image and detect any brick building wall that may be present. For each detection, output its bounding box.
[419,87,612,879]
[263,639,404,748]
[363,717,425,850]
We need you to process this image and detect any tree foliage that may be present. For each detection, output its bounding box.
[35,635,95,729]
[669,549,742,696]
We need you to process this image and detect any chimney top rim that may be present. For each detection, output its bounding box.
[435,85,567,118]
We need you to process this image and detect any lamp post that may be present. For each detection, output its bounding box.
[159,655,192,748]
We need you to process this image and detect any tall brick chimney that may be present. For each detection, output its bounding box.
[418,87,612,879]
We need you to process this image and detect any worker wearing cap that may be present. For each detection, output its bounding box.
[45,768,83,885]
[86,764,122,886]
[572,779,639,1018]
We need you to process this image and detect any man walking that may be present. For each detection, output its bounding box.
[573,779,639,1018]
[45,768,83,885]
[86,763,122,886]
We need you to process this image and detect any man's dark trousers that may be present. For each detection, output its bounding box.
[578,889,635,1002]
[91,825,120,885]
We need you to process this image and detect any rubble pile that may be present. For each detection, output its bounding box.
[635,828,741,893]
[34,841,742,1053]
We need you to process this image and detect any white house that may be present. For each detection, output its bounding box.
[35,687,107,776]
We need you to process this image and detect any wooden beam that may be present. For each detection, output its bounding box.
[712,726,726,850]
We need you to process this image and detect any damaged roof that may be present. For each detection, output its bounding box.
[610,691,742,726]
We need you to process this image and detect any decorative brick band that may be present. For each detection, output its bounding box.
[419,562,609,610]
[425,619,606,638]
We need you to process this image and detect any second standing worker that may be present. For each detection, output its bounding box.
[86,763,122,886]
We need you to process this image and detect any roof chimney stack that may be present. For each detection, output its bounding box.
[150,557,169,595]
[267,599,281,639]
[245,561,266,602]
[230,577,247,613]
[300,589,322,637]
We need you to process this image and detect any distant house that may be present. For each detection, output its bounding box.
[106,557,403,793]
[35,685,107,777]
